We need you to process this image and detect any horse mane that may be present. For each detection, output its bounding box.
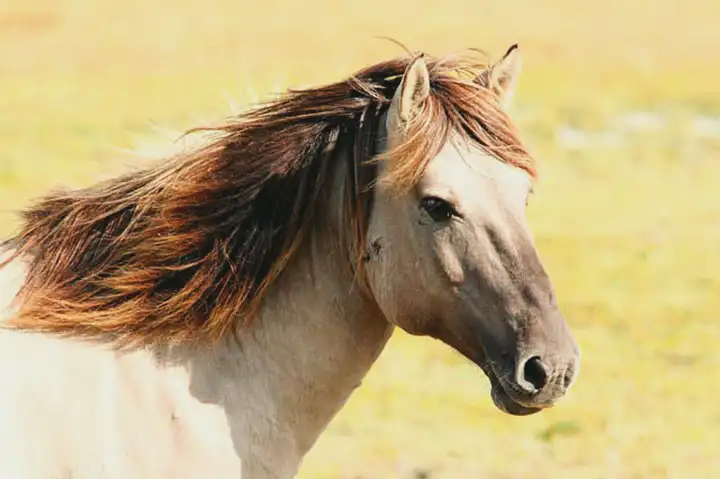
[0,49,534,348]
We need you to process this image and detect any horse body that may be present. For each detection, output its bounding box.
[0,316,239,479]
[0,45,581,478]
[0,234,391,478]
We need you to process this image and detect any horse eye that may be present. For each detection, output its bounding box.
[420,196,458,222]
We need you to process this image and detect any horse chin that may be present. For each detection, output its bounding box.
[487,372,543,416]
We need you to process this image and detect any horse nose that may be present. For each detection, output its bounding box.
[516,355,549,393]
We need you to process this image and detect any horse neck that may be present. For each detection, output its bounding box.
[173,154,394,475]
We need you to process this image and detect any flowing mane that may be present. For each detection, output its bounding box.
[0,50,534,348]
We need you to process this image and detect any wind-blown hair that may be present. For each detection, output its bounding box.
[0,50,534,348]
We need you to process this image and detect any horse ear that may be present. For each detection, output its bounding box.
[476,44,522,107]
[388,54,431,128]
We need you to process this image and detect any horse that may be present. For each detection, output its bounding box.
[0,44,580,478]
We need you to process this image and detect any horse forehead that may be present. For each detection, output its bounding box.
[422,140,532,199]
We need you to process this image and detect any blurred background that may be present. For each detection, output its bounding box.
[1,0,718,477]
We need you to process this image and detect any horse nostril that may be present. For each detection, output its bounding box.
[520,356,548,392]
[563,367,575,389]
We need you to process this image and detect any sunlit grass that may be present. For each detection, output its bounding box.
[1,0,718,477]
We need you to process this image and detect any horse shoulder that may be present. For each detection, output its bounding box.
[0,327,244,478]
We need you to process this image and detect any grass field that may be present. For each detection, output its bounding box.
[1,1,719,477]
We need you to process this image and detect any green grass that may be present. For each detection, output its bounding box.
[1,0,718,477]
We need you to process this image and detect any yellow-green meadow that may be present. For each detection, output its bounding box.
[1,1,717,477]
